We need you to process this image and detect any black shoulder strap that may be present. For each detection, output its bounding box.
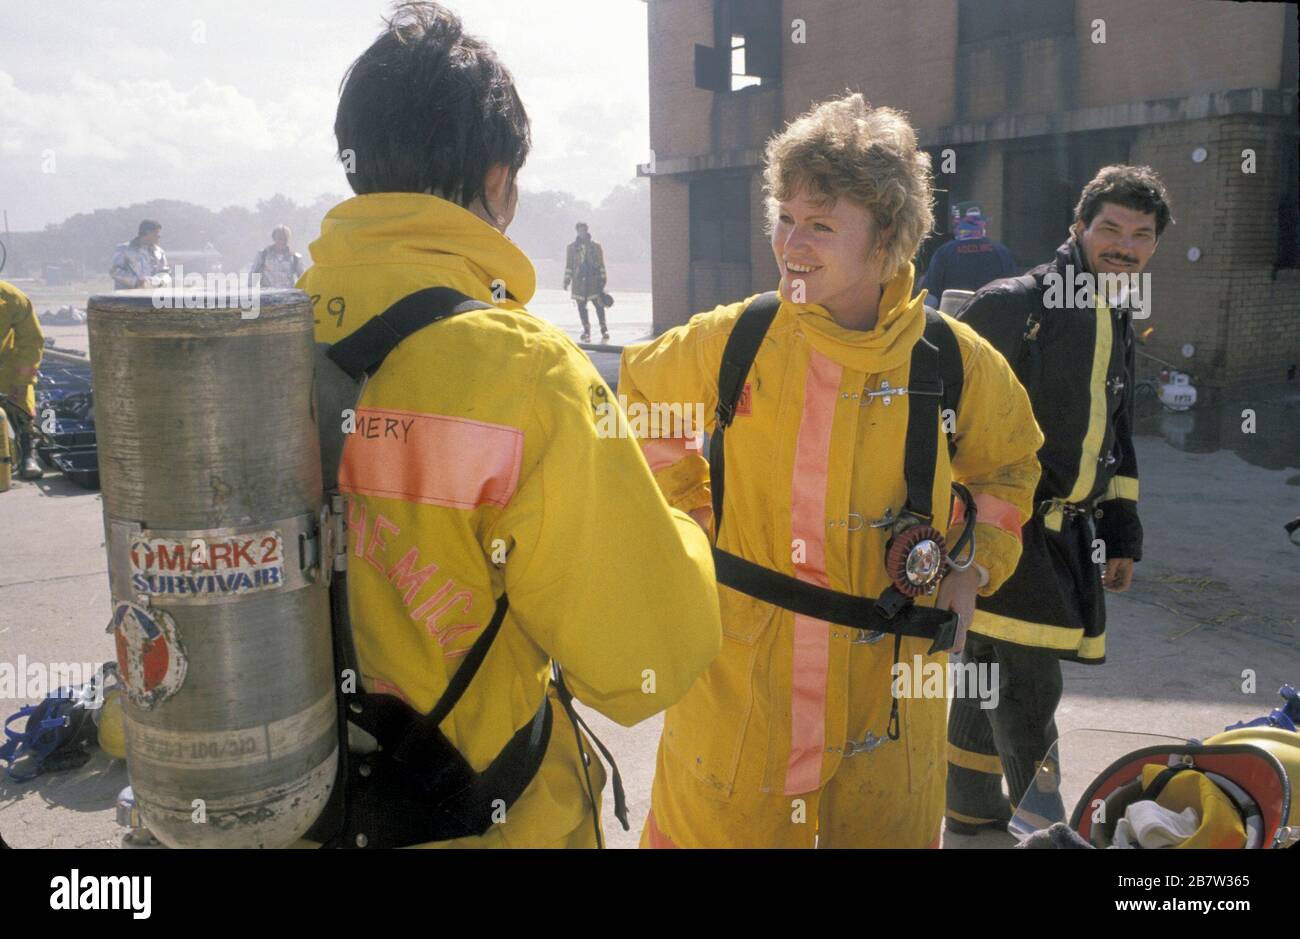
[310,285,549,846]
[709,291,781,535]
[326,284,501,724]
[327,286,492,380]
[705,300,966,660]
[902,310,965,520]
[925,309,964,430]
[322,285,504,743]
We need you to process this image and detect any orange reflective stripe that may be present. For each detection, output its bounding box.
[340,407,523,509]
[642,437,692,473]
[643,808,677,848]
[785,348,841,796]
[952,492,1024,543]
[365,675,416,708]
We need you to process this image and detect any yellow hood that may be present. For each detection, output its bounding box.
[307,192,537,318]
[778,262,926,374]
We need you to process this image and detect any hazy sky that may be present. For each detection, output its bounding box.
[0,0,650,231]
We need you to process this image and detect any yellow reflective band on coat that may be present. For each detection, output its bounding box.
[1103,475,1139,502]
[948,743,1003,776]
[1064,300,1114,505]
[970,609,1082,651]
[969,611,1106,660]
[1076,633,1105,661]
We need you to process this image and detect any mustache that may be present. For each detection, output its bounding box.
[1101,252,1139,265]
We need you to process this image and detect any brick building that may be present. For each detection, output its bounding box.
[641,0,1299,390]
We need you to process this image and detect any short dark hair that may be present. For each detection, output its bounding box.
[576,222,589,230]
[130,219,162,247]
[334,2,531,210]
[1074,165,1174,238]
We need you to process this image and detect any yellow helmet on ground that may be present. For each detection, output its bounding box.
[1070,687,1300,849]
[94,685,127,761]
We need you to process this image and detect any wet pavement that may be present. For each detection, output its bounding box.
[1134,384,1300,476]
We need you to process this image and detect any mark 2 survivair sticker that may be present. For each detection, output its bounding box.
[128,529,286,599]
[109,601,188,709]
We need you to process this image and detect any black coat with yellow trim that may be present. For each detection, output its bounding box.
[957,240,1141,561]
[954,240,1142,663]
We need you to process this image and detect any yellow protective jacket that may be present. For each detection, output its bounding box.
[620,265,1043,812]
[0,281,43,414]
[301,193,722,847]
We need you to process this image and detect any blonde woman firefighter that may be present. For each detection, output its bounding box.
[621,94,1044,848]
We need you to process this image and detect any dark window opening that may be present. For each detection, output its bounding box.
[999,130,1134,269]
[958,0,1075,44]
[1277,141,1299,270]
[690,175,750,263]
[696,0,781,93]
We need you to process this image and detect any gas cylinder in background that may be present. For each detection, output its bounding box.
[89,287,335,848]
[938,289,975,317]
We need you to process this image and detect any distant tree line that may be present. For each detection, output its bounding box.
[2,180,649,282]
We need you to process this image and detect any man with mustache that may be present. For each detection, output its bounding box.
[946,165,1173,835]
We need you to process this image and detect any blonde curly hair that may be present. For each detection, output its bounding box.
[763,93,934,282]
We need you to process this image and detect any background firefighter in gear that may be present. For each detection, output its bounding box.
[947,165,1172,836]
[250,224,307,288]
[110,219,170,290]
[620,93,1043,849]
[301,1,721,848]
[564,222,609,342]
[921,201,1018,307]
[0,279,45,481]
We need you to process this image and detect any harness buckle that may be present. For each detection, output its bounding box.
[849,629,888,645]
[1038,498,1089,519]
[328,494,349,575]
[869,507,899,530]
[862,379,902,406]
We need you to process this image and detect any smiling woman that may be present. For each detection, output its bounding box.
[299,0,723,851]
[764,94,936,331]
[620,91,1044,849]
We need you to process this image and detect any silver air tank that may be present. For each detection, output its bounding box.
[89,287,335,848]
